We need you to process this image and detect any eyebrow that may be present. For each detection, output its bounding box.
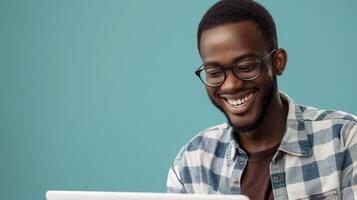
[203,52,259,67]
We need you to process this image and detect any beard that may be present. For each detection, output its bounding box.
[208,75,277,134]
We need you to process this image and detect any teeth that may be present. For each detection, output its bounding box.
[227,92,254,107]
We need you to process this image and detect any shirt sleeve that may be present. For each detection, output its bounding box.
[341,120,357,199]
[166,147,186,193]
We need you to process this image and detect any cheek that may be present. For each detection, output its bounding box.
[205,87,216,96]
[206,87,222,102]
[267,66,275,78]
[264,64,276,79]
[257,66,275,88]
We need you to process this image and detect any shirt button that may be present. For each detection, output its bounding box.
[233,179,238,184]
[274,175,281,181]
[239,160,245,165]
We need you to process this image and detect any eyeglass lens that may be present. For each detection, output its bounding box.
[201,59,261,86]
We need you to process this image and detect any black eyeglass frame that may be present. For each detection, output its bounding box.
[195,49,277,87]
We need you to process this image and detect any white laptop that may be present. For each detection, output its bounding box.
[46,191,249,200]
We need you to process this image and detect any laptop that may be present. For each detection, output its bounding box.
[46,191,249,200]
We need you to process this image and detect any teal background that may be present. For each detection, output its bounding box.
[1,1,356,200]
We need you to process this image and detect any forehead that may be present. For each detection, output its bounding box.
[199,21,268,62]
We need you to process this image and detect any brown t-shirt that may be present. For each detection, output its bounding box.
[241,144,279,200]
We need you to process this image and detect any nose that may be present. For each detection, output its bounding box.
[220,70,244,92]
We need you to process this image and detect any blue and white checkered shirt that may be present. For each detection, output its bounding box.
[167,92,357,199]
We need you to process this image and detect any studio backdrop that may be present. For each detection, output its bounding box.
[1,1,356,200]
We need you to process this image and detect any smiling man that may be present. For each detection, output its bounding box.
[166,0,357,199]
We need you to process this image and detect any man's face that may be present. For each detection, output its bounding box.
[199,21,277,133]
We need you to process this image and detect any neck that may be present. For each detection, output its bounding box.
[236,92,288,153]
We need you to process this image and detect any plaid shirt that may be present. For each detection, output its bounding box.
[167,92,357,199]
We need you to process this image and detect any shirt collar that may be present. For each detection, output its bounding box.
[279,92,312,157]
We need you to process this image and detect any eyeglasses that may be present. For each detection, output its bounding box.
[195,49,276,87]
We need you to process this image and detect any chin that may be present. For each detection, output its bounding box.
[228,107,264,133]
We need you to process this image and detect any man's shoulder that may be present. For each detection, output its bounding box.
[196,122,231,140]
[296,104,357,140]
[297,104,356,124]
[175,123,232,159]
[185,122,232,149]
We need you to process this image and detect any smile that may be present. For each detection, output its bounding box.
[226,92,254,107]
[220,90,256,114]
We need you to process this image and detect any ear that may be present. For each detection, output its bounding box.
[273,48,288,75]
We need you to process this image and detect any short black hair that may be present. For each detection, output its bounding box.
[197,0,277,52]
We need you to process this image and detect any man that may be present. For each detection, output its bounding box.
[166,0,357,199]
